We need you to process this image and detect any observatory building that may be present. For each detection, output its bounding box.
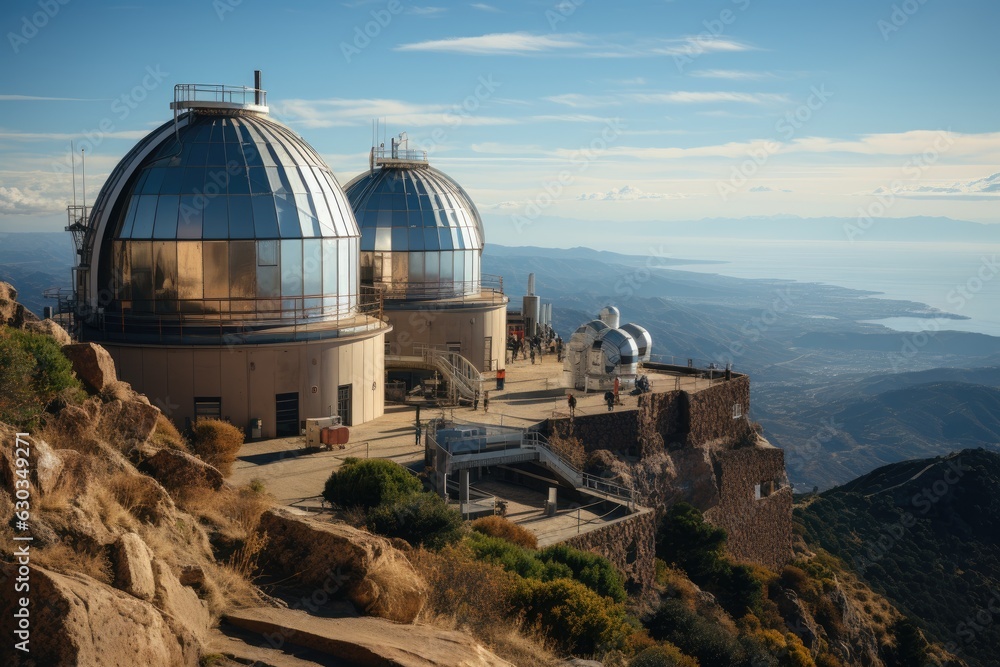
[562,306,652,392]
[69,74,390,437]
[344,134,507,383]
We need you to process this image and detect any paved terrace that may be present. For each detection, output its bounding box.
[231,353,725,527]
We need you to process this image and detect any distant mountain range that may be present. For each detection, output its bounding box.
[796,448,1000,667]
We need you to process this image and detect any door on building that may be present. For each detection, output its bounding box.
[337,384,352,426]
[194,397,222,422]
[483,336,492,371]
[275,392,299,437]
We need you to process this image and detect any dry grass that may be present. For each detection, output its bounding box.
[409,545,564,666]
[470,516,538,550]
[177,483,273,541]
[546,431,586,469]
[33,541,113,584]
[190,419,244,476]
[228,530,269,580]
[148,413,189,452]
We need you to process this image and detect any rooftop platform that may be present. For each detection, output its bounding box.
[230,353,737,536]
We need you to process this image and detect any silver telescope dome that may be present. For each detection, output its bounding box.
[345,154,484,299]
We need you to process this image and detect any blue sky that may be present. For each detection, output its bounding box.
[0,0,998,245]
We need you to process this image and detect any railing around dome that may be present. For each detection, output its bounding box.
[173,83,267,108]
[373,273,505,304]
[83,286,386,345]
[372,146,428,166]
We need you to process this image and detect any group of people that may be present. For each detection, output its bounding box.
[506,326,563,365]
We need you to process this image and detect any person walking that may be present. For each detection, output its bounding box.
[496,367,505,390]
[530,348,535,365]
[414,422,422,447]
[483,391,490,413]
[604,390,615,411]
[567,393,577,418]
[613,376,621,405]
[473,390,480,411]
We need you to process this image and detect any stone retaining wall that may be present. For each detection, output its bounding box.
[564,509,657,599]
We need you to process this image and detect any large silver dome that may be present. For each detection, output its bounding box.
[82,107,361,340]
[344,157,484,299]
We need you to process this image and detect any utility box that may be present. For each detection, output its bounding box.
[306,416,342,447]
[249,418,262,440]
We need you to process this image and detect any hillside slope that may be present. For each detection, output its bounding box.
[795,449,1000,667]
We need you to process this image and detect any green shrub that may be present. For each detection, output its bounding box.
[470,515,538,549]
[367,492,463,550]
[322,457,422,510]
[538,543,627,603]
[466,532,559,580]
[647,599,745,667]
[514,577,630,655]
[630,644,699,667]
[658,502,727,578]
[0,327,82,427]
[190,418,244,475]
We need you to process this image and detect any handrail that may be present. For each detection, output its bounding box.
[173,83,267,108]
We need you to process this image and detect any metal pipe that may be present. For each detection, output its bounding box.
[254,70,262,105]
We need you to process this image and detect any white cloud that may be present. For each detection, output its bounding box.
[689,69,776,80]
[529,114,613,123]
[470,2,501,12]
[471,142,544,154]
[0,186,66,215]
[544,93,621,108]
[0,129,150,142]
[873,172,1000,198]
[0,95,108,102]
[488,200,526,209]
[396,32,584,55]
[649,37,756,56]
[405,6,446,15]
[749,185,792,193]
[271,98,517,128]
[632,91,789,105]
[577,185,686,201]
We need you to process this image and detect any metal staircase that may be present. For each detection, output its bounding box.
[386,344,485,403]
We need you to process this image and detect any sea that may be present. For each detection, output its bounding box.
[648,238,1000,338]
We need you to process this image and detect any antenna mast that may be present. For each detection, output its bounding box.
[81,147,86,217]
[70,142,77,209]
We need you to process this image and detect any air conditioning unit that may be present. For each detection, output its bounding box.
[305,416,342,447]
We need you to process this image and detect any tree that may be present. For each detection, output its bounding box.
[322,457,421,510]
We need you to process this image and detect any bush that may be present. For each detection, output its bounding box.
[190,419,244,475]
[471,515,538,549]
[149,413,189,452]
[647,599,745,667]
[0,327,82,427]
[322,457,422,510]
[367,492,463,550]
[537,543,627,603]
[631,644,699,667]
[466,532,563,580]
[514,577,630,655]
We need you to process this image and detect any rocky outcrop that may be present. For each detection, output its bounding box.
[0,282,30,328]
[24,317,72,345]
[62,342,118,394]
[0,564,200,667]
[152,559,212,643]
[140,448,225,492]
[112,532,156,601]
[224,607,513,667]
[98,395,160,446]
[258,508,428,623]
[0,429,64,498]
[775,587,820,652]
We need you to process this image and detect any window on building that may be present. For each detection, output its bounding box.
[732,402,743,419]
[194,397,222,422]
